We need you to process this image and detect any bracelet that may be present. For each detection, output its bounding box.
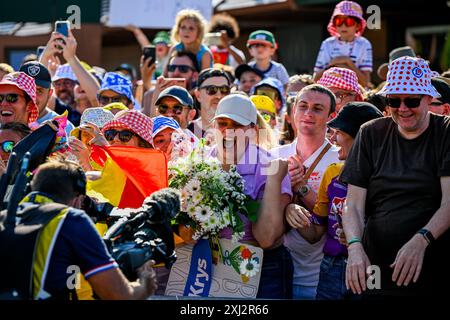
[347,237,362,247]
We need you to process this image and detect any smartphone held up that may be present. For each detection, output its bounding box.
[54,20,70,50]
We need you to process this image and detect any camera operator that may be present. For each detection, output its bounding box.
[4,159,157,300]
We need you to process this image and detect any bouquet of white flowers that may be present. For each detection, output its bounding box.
[169,143,258,242]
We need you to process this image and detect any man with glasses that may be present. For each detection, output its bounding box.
[317,67,362,116]
[429,78,450,115]
[20,62,75,136]
[0,72,39,126]
[97,72,135,109]
[341,56,450,297]
[191,68,231,142]
[142,51,199,116]
[154,86,198,146]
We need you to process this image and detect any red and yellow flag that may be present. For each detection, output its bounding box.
[87,146,168,208]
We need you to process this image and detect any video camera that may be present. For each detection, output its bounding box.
[103,188,180,281]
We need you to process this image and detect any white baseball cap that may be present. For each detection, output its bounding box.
[212,94,257,126]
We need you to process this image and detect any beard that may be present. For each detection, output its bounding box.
[57,89,75,106]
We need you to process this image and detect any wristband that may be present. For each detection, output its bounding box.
[347,237,361,246]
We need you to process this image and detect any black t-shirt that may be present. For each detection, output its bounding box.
[341,114,450,295]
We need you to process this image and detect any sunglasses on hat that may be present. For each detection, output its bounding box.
[1,140,15,153]
[104,129,136,143]
[200,85,230,96]
[386,96,423,108]
[157,104,185,115]
[0,93,24,104]
[334,16,358,27]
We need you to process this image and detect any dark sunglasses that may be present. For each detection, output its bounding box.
[430,101,444,107]
[386,96,423,108]
[157,104,185,115]
[104,129,136,143]
[0,93,24,104]
[200,85,230,96]
[168,64,194,73]
[1,140,15,153]
[97,94,129,105]
[334,16,358,27]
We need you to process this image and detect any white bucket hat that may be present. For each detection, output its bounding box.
[378,56,441,98]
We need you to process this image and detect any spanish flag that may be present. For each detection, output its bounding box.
[87,145,168,208]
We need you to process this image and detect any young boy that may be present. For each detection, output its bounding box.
[247,30,290,89]
[313,1,372,87]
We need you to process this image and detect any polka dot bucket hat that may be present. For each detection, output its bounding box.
[378,56,441,98]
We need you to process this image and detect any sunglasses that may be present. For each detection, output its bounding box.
[334,16,358,27]
[386,96,423,108]
[104,129,136,143]
[157,104,185,115]
[1,140,15,153]
[256,89,278,102]
[0,93,24,104]
[97,94,129,105]
[200,85,230,96]
[260,112,276,122]
[167,64,194,73]
[430,101,444,107]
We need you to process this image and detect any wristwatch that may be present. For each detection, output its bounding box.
[296,184,311,198]
[417,229,435,244]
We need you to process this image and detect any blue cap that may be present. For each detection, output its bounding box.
[154,85,194,108]
[152,115,182,137]
[99,72,134,103]
[251,77,286,107]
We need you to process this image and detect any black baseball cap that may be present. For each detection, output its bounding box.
[327,102,383,138]
[235,64,264,81]
[19,61,51,88]
[155,86,194,108]
[431,78,450,104]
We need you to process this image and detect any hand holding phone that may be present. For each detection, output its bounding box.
[143,45,156,66]
[54,21,70,50]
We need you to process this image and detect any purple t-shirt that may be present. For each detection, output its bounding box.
[210,144,292,243]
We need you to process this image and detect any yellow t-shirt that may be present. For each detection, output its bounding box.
[313,162,344,218]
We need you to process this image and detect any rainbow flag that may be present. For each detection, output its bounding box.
[87,146,168,208]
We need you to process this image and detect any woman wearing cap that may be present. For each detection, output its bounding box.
[208,94,294,299]
[285,102,383,299]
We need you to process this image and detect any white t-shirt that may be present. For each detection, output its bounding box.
[272,139,341,288]
[314,36,373,73]
[249,60,290,86]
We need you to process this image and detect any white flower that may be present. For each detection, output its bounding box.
[185,179,201,194]
[239,258,260,278]
[231,231,245,243]
[195,206,212,223]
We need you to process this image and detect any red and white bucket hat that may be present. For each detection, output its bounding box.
[327,1,366,37]
[378,56,441,98]
[0,71,39,124]
[102,109,154,146]
[317,67,362,98]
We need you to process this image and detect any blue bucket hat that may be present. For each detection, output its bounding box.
[98,72,135,104]
[251,77,286,107]
[152,115,183,137]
